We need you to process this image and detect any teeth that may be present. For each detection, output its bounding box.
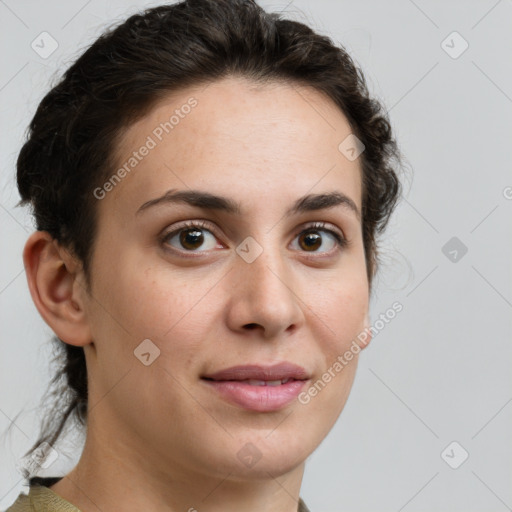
[246,379,267,386]
[245,379,291,386]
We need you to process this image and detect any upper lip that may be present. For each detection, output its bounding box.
[202,362,310,381]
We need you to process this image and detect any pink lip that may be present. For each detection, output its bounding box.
[202,362,310,381]
[201,363,310,412]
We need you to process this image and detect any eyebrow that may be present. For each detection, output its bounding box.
[136,188,361,221]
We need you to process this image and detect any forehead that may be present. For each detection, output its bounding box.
[102,76,362,218]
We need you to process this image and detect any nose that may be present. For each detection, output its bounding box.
[224,245,305,340]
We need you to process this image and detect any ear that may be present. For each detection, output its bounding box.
[23,231,92,347]
[355,311,372,351]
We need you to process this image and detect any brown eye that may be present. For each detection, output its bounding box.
[298,231,322,251]
[179,228,204,250]
[291,223,347,254]
[162,222,221,252]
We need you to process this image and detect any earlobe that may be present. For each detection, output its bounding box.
[356,312,372,351]
[23,231,92,347]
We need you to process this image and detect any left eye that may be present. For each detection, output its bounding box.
[290,226,343,253]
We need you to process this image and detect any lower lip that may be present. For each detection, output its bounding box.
[202,379,308,412]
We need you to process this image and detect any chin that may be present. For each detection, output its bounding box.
[223,453,307,482]
[230,434,312,479]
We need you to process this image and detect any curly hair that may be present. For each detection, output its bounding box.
[14,0,404,475]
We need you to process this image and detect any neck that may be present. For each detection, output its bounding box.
[49,414,306,512]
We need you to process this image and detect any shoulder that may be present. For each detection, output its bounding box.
[4,489,31,512]
[5,478,80,512]
[298,496,312,512]
[6,478,309,512]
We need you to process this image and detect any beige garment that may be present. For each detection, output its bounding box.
[6,480,311,512]
[5,484,80,512]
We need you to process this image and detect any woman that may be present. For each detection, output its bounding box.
[6,0,403,510]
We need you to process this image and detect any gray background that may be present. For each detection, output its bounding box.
[1,1,511,511]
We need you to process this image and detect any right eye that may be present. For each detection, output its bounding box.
[161,220,224,253]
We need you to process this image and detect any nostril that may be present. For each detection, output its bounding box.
[244,323,259,330]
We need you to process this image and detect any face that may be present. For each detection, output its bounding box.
[83,76,370,481]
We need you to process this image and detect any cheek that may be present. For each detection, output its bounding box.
[96,260,215,361]
[296,346,359,445]
[95,257,183,333]
[307,272,369,350]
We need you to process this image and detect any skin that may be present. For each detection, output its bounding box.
[23,76,372,512]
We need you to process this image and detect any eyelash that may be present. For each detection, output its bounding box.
[160,219,348,256]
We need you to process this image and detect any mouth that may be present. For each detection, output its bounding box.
[201,363,310,412]
[202,377,300,386]
[201,362,310,382]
